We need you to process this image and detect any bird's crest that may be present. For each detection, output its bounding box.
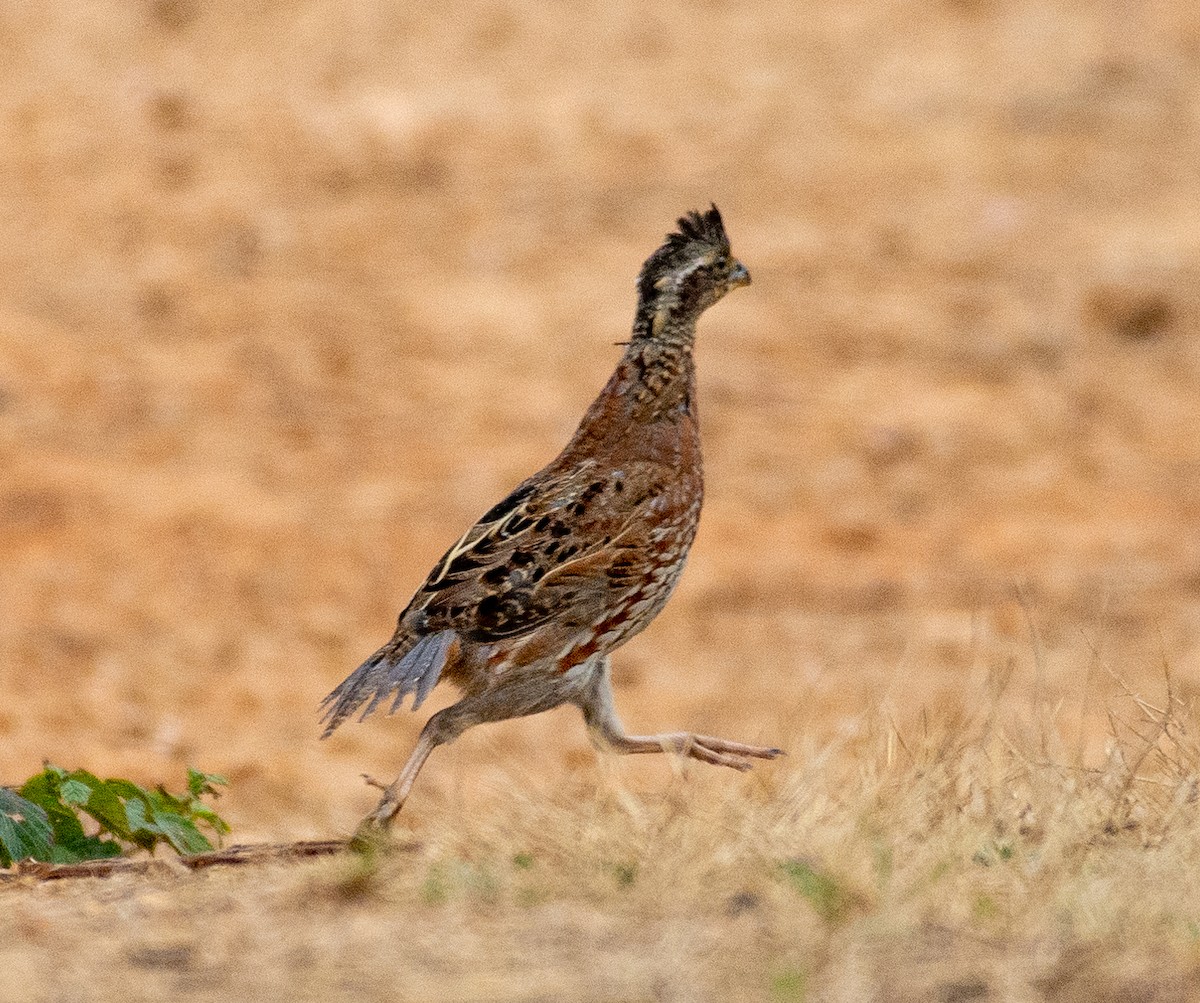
[664,205,730,255]
[637,204,732,306]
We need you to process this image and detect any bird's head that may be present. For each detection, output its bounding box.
[635,205,750,334]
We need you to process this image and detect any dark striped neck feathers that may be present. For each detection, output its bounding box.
[621,290,700,418]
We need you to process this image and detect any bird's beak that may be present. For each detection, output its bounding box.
[729,261,751,288]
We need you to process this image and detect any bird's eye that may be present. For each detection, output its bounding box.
[713,255,728,270]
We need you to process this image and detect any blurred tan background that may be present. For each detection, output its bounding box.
[1,0,1198,839]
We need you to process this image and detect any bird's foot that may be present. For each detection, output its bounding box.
[677,733,785,772]
[348,780,407,853]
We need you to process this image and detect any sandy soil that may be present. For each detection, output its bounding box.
[1,0,1199,998]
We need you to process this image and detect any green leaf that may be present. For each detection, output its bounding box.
[121,796,152,834]
[147,787,189,817]
[120,797,164,852]
[19,773,92,851]
[187,804,231,836]
[61,771,131,837]
[101,778,147,802]
[59,779,91,806]
[187,768,228,800]
[48,834,123,863]
[154,812,213,855]
[19,770,63,810]
[0,789,54,866]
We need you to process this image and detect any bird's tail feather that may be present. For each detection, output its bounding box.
[319,630,456,738]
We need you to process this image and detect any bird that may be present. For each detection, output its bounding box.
[321,205,782,833]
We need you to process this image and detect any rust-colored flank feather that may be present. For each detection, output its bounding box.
[321,206,781,834]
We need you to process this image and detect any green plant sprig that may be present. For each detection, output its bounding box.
[0,765,230,867]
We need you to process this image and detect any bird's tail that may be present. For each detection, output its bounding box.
[319,629,457,738]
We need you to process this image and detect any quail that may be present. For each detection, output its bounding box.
[322,206,781,831]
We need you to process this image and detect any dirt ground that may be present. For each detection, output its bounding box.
[2,1,1200,999]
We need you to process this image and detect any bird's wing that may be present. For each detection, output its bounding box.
[323,460,666,734]
[404,460,669,645]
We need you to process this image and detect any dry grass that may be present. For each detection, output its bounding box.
[8,662,1200,1001]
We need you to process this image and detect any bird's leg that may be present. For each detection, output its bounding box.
[574,657,783,771]
[355,731,438,836]
[354,700,479,840]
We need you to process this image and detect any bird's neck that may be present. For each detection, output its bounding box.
[561,303,698,462]
[621,295,698,418]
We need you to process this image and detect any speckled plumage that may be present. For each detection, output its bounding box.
[321,206,782,833]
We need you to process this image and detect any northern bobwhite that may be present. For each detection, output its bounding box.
[322,206,781,832]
